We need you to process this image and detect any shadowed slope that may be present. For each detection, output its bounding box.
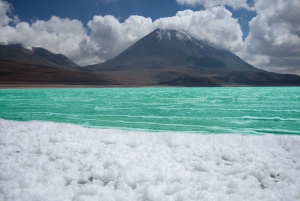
[0,44,113,86]
[0,44,78,69]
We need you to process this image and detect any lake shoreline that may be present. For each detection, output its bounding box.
[2,83,299,89]
[0,83,124,89]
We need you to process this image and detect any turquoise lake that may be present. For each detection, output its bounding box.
[0,87,299,135]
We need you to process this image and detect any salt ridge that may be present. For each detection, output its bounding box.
[0,119,300,201]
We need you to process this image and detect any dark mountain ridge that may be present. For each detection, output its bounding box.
[0,44,78,69]
[0,44,112,86]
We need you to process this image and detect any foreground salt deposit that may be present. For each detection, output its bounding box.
[0,119,300,201]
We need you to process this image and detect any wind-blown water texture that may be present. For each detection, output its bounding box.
[0,87,299,135]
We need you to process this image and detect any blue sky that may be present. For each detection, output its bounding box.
[1,0,300,75]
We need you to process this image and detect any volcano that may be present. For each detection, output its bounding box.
[86,29,300,86]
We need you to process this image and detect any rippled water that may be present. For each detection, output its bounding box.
[0,87,299,135]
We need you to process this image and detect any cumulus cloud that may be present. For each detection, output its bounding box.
[154,8,244,52]
[176,0,252,10]
[243,0,300,75]
[0,0,13,25]
[86,15,154,63]
[0,15,89,64]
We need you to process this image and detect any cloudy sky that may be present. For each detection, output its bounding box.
[0,0,299,75]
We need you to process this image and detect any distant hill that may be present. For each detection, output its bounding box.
[85,29,300,86]
[0,44,78,70]
[0,44,112,86]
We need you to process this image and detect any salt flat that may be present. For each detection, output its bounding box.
[0,119,300,201]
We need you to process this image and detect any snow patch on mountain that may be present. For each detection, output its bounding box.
[151,29,194,42]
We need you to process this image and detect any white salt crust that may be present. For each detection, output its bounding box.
[0,119,300,201]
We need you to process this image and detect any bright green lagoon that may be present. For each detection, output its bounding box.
[0,87,299,135]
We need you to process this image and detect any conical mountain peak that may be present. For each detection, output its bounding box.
[149,28,193,41]
[83,29,300,86]
[89,28,256,71]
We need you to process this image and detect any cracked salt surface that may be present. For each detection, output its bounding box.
[0,119,300,201]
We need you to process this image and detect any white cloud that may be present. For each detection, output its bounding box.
[0,15,89,64]
[176,0,252,10]
[0,0,12,25]
[86,15,154,63]
[243,0,300,75]
[154,7,244,52]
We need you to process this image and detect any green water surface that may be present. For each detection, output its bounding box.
[0,87,299,135]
